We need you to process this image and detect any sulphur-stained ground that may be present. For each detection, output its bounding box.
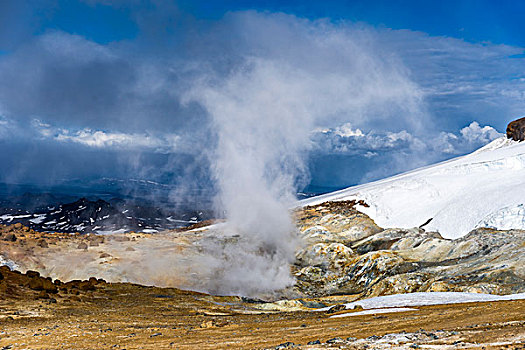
[1,267,525,350]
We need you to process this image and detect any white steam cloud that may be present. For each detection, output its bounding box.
[0,12,434,297]
[180,14,428,296]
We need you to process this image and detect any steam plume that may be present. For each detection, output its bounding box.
[182,18,426,294]
[5,13,429,298]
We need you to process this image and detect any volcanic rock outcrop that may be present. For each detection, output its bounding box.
[506,116,525,141]
[293,201,525,298]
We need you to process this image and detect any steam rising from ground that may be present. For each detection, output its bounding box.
[179,16,427,296]
[3,14,429,297]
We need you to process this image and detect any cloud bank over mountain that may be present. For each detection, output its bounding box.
[0,5,524,189]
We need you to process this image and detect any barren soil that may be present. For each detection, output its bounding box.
[1,267,524,349]
[1,223,525,349]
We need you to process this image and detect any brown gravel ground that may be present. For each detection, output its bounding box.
[1,273,524,350]
[1,224,524,349]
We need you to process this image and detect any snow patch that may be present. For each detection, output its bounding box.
[0,214,31,222]
[330,307,417,318]
[29,214,46,224]
[141,229,158,233]
[319,292,525,311]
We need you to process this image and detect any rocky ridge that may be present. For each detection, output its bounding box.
[292,200,525,298]
[507,116,525,141]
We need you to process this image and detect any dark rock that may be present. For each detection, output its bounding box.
[26,270,40,278]
[37,239,49,248]
[307,340,321,345]
[28,277,44,290]
[37,290,50,299]
[74,280,95,291]
[506,117,525,141]
[29,276,58,293]
[275,342,294,349]
[77,242,88,250]
[43,280,58,293]
[3,233,16,242]
[326,337,344,343]
[326,304,346,314]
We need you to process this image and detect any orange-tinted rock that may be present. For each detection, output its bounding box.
[28,276,58,293]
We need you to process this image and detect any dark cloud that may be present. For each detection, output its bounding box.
[0,6,523,192]
[0,0,57,51]
[0,31,198,133]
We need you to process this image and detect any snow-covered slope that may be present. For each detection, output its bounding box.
[301,137,525,239]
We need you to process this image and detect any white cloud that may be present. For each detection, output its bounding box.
[0,10,524,188]
[311,124,420,155]
[31,119,180,153]
[2,11,523,145]
[331,123,365,138]
[459,121,502,144]
[432,122,503,155]
[55,129,180,153]
[375,30,525,129]
[312,121,503,158]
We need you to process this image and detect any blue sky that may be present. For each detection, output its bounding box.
[4,1,525,47]
[0,0,524,195]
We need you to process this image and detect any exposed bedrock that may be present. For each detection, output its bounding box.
[293,201,525,298]
[506,116,525,141]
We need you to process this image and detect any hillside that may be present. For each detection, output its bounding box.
[302,137,525,238]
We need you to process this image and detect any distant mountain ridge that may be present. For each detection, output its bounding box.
[0,195,211,234]
[0,177,333,233]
